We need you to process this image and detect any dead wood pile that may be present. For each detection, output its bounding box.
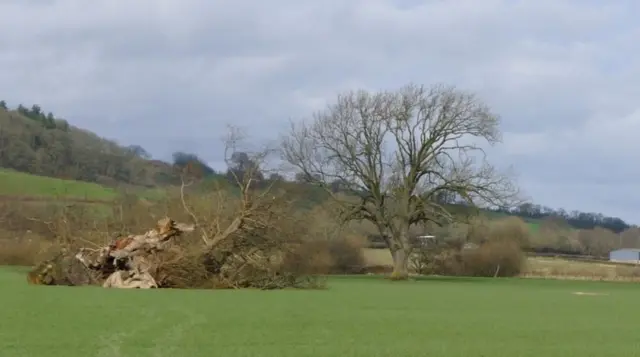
[27,216,322,290]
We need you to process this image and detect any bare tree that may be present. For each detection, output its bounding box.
[577,227,617,258]
[282,83,520,279]
[181,125,281,251]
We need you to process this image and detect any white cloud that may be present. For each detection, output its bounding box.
[1,0,640,222]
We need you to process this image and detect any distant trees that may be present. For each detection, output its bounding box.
[491,203,630,233]
[172,151,215,178]
[126,145,151,160]
[225,151,264,185]
[11,102,67,130]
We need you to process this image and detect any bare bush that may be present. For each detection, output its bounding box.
[325,238,366,274]
[461,241,524,277]
[410,240,465,276]
[411,216,525,277]
[487,216,531,248]
[466,216,490,245]
[281,240,335,275]
[0,235,54,266]
[618,227,640,249]
[576,227,617,257]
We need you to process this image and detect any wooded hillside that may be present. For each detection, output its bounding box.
[0,101,178,187]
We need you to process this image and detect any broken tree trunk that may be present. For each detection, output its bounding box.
[28,217,194,289]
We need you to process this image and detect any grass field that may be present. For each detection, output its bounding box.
[2,267,639,357]
[0,169,117,201]
[0,169,169,205]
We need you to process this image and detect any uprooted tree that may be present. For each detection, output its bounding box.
[281,83,520,280]
[27,127,323,289]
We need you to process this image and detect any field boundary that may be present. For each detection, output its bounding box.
[527,252,640,266]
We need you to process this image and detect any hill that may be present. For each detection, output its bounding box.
[0,101,179,188]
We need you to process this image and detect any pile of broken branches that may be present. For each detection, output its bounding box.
[27,214,322,290]
[28,217,196,288]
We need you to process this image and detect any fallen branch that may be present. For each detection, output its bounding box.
[29,217,194,289]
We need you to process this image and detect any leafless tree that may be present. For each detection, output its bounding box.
[281,83,520,279]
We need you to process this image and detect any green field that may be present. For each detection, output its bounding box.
[0,169,117,201]
[2,267,639,357]
[0,169,169,204]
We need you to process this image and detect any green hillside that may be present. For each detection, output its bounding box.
[0,169,117,202]
[0,104,179,188]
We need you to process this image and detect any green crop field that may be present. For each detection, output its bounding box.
[0,169,168,205]
[1,267,638,357]
[0,169,118,201]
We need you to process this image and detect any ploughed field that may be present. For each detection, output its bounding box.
[1,267,638,357]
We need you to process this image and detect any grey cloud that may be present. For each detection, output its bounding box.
[1,0,640,221]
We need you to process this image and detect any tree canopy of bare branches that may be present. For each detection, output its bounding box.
[282,83,520,279]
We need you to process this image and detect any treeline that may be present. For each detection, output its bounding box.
[0,101,177,187]
[490,203,631,233]
[171,151,634,233]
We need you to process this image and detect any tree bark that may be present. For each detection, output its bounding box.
[390,247,410,280]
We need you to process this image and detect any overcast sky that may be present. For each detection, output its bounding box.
[1,0,639,222]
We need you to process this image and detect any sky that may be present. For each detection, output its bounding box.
[1,0,639,222]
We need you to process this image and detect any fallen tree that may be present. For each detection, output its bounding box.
[28,217,194,288]
[27,203,324,290]
[26,127,325,290]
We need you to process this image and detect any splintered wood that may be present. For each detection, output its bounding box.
[29,217,194,289]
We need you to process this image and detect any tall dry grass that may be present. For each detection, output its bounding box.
[523,256,640,281]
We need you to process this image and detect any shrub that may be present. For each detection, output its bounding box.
[410,241,464,275]
[576,228,617,257]
[411,217,526,277]
[281,240,335,275]
[282,237,366,275]
[466,216,491,245]
[326,237,366,274]
[487,216,531,248]
[0,235,54,266]
[461,241,524,277]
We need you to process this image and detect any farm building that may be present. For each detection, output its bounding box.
[609,248,640,263]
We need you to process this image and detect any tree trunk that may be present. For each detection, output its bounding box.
[390,247,410,280]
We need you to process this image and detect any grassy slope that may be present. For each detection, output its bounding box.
[1,267,639,357]
[0,169,168,203]
[0,169,117,201]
